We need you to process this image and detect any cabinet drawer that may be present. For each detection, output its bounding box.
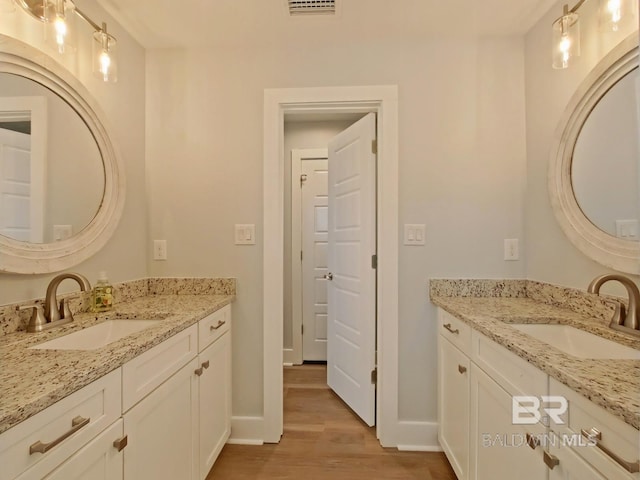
[0,369,121,480]
[471,330,546,398]
[122,324,198,412]
[550,379,640,479]
[438,309,471,355]
[198,305,231,352]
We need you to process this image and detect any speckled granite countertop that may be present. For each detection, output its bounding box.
[0,294,233,434]
[431,296,640,430]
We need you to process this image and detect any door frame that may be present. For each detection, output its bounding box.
[289,148,328,366]
[263,85,398,446]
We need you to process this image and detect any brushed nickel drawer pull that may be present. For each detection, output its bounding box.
[526,433,540,450]
[443,323,459,335]
[543,451,559,469]
[195,366,204,376]
[458,365,467,374]
[202,360,210,369]
[29,416,90,455]
[581,428,640,473]
[113,435,128,452]
[210,320,226,331]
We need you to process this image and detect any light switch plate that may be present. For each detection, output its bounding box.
[53,225,72,242]
[615,219,639,240]
[404,224,426,246]
[504,238,519,261]
[235,224,256,245]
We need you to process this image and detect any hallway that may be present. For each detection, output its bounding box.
[207,364,455,479]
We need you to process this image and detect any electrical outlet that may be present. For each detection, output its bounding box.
[153,240,167,260]
[504,239,519,261]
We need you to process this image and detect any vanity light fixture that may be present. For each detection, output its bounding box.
[552,0,636,69]
[13,0,118,82]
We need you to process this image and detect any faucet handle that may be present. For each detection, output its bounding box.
[19,304,48,333]
[59,299,75,321]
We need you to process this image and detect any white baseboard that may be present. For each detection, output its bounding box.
[395,421,442,452]
[227,416,264,445]
[283,348,295,365]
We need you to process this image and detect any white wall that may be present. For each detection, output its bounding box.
[524,0,640,291]
[146,35,528,424]
[0,0,148,303]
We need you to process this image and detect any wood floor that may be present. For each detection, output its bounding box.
[206,364,456,479]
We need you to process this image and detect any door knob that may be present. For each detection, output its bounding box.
[325,273,333,281]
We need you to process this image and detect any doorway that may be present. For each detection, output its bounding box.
[263,85,399,446]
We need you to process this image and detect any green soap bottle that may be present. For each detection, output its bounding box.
[92,271,114,312]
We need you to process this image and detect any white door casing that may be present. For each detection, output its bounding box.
[326,112,377,426]
[263,85,398,446]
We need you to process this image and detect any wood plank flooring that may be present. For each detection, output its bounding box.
[206,364,456,479]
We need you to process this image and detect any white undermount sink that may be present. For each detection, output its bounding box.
[512,324,640,360]
[30,320,160,351]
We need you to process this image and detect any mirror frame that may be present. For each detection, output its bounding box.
[0,34,125,274]
[549,33,640,275]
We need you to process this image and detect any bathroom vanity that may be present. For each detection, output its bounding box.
[0,290,233,480]
[432,281,640,480]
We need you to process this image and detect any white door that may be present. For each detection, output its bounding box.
[326,112,377,426]
[301,158,329,361]
[0,127,36,241]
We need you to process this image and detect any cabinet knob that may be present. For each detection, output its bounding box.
[202,360,210,369]
[526,433,540,450]
[194,367,204,376]
[457,365,467,374]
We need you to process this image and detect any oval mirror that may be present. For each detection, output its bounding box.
[0,35,125,274]
[549,34,640,275]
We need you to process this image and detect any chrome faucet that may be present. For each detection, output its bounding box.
[588,274,640,337]
[20,273,91,332]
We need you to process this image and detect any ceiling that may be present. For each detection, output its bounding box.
[92,0,558,50]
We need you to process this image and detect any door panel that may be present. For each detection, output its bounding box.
[327,112,377,426]
[301,159,329,361]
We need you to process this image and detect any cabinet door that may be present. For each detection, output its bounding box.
[438,335,470,480]
[469,364,547,480]
[40,420,124,480]
[547,435,607,480]
[198,331,231,480]
[123,358,199,480]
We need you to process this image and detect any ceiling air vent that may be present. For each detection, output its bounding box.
[288,0,336,15]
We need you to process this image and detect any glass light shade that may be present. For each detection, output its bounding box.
[92,30,118,82]
[599,0,637,32]
[552,11,580,69]
[43,0,76,55]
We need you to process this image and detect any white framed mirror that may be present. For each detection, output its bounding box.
[549,33,639,275]
[0,34,125,274]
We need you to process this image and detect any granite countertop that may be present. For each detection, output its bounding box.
[431,296,640,430]
[0,294,234,435]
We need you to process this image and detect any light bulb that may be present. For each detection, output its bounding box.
[606,0,622,30]
[99,51,111,81]
[53,16,67,53]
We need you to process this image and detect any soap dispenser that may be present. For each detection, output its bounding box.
[92,271,114,312]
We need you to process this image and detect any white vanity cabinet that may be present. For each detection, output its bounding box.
[546,379,640,480]
[122,325,199,480]
[438,309,548,480]
[196,305,232,480]
[438,312,471,480]
[0,369,123,480]
[122,305,232,480]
